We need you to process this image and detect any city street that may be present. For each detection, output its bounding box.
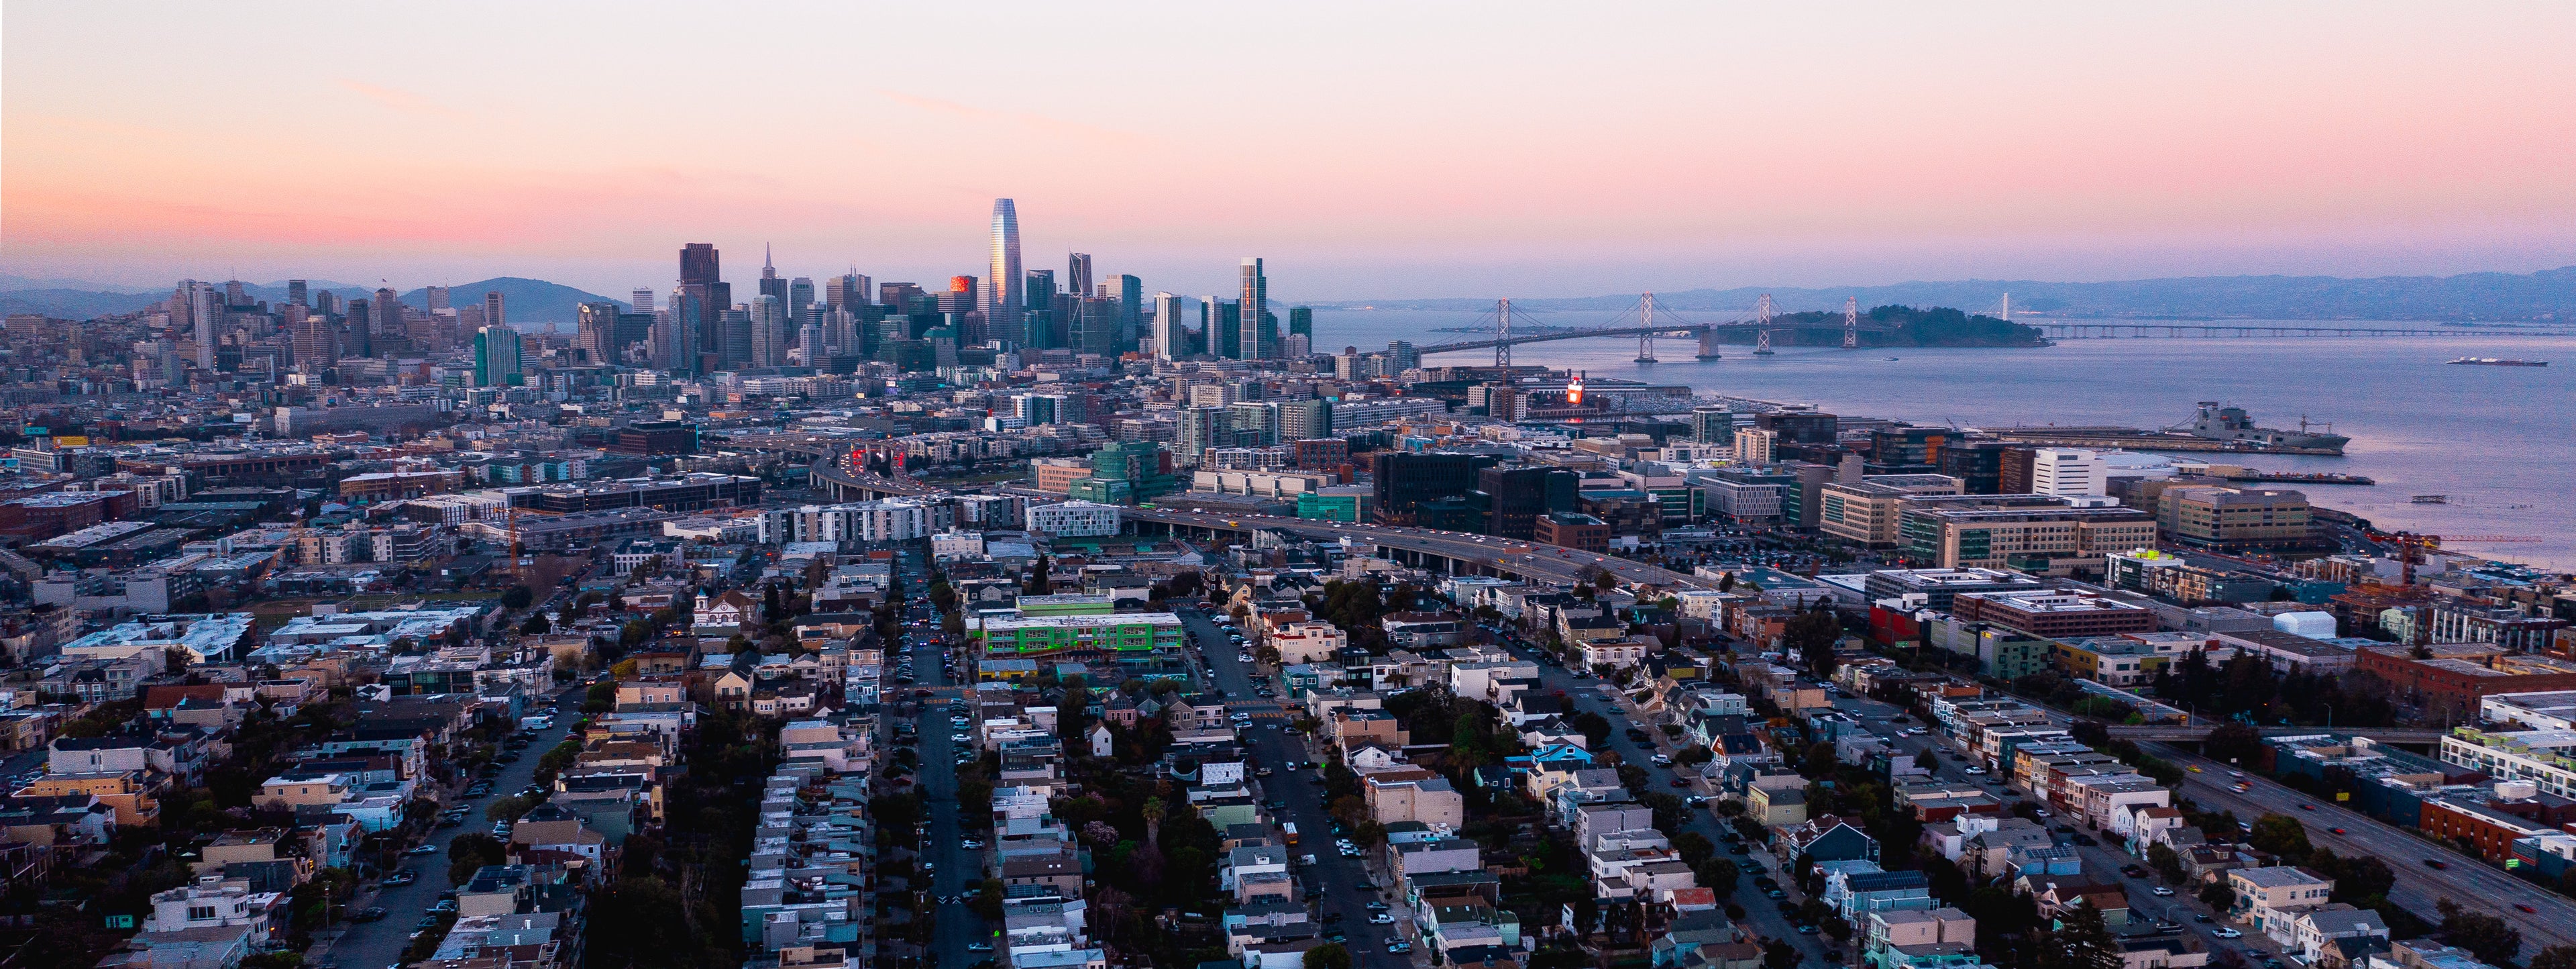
[903,550,991,968]
[1183,608,1417,969]
[317,686,581,969]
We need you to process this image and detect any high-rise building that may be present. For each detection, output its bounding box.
[2031,448,2110,497]
[829,272,871,309]
[1238,258,1268,360]
[1073,295,1120,355]
[682,244,720,285]
[1937,441,2010,495]
[1691,406,1737,444]
[290,314,338,367]
[1386,340,1419,372]
[286,280,309,307]
[1479,465,1580,540]
[225,280,248,306]
[758,244,788,310]
[474,325,523,387]
[750,295,788,368]
[1279,399,1332,442]
[189,281,219,370]
[1289,306,1312,338]
[788,276,815,319]
[987,199,1022,339]
[578,302,622,364]
[1735,428,1778,463]
[631,288,654,314]
[1227,402,1281,446]
[1177,406,1227,462]
[482,291,506,334]
[1065,253,1093,301]
[1212,300,1242,358]
[1756,411,1839,445]
[1151,293,1189,359]
[681,243,722,362]
[721,308,754,369]
[424,285,451,312]
[665,285,702,374]
[1107,274,1142,349]
[1372,452,1495,524]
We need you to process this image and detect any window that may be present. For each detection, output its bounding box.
[189,905,217,921]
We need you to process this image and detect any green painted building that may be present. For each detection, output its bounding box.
[971,611,1185,659]
[1297,486,1375,522]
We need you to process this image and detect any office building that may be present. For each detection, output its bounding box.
[1758,411,1839,445]
[1900,499,2158,572]
[1279,399,1332,442]
[1074,295,1120,355]
[1691,406,1737,444]
[788,276,815,319]
[1937,442,2009,495]
[1386,340,1420,372]
[1479,465,1579,540]
[1227,403,1281,446]
[830,272,871,310]
[1372,452,1493,523]
[1289,307,1311,338]
[189,281,219,370]
[631,288,654,314]
[1953,590,2158,640]
[1735,428,1778,463]
[481,291,506,334]
[1697,467,1793,524]
[721,309,754,368]
[1239,258,1269,360]
[1107,273,1142,349]
[2031,449,2110,497]
[1212,300,1242,358]
[1867,427,1949,474]
[987,199,1022,343]
[2158,487,2311,550]
[1152,293,1189,358]
[1177,406,1228,462]
[757,244,788,311]
[1863,568,2047,611]
[1026,500,1122,538]
[287,279,309,307]
[750,295,788,368]
[474,326,522,387]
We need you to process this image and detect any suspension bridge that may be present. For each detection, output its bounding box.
[1414,294,1902,365]
[2033,321,2576,339]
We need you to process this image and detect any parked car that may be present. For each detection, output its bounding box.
[352,907,388,923]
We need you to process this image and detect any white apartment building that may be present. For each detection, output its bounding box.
[1026,501,1122,538]
[759,501,932,546]
[1734,428,1778,464]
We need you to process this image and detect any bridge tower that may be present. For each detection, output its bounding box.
[1841,296,1860,349]
[1752,293,1775,355]
[1635,293,1658,362]
[1494,299,1512,369]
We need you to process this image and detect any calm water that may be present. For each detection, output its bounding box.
[1313,309,2576,572]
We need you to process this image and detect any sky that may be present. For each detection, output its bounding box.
[5,1,2575,303]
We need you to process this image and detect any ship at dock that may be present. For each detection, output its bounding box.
[2446,357,2548,367]
[2175,402,2350,453]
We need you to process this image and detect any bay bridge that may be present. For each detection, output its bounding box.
[2033,321,2576,339]
[1414,294,1898,366]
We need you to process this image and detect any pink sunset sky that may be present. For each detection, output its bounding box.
[5,1,2573,301]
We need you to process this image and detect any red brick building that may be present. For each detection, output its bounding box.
[2355,645,2576,715]
[1534,512,1610,552]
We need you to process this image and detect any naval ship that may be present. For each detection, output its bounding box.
[2176,402,2349,453]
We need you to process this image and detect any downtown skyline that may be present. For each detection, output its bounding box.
[7,3,2576,299]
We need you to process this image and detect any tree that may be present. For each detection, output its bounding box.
[2147,843,2187,884]
[2206,721,2265,766]
[500,585,534,609]
[1787,606,1841,680]
[1762,939,1800,969]
[484,794,538,824]
[2045,901,2123,969]
[1718,572,1736,593]
[2528,946,2576,969]
[2437,899,2523,967]
[1674,831,1716,866]
[1914,748,1940,772]
[519,613,550,635]
[2198,881,2237,913]
[2247,813,2313,862]
[1024,554,1054,595]
[1303,942,1352,969]
[445,833,506,885]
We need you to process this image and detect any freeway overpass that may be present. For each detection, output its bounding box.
[2106,724,2448,746]
[1126,507,1708,591]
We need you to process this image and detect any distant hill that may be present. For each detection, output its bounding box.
[398,277,626,323]
[0,275,623,322]
[1338,265,2576,322]
[0,288,166,319]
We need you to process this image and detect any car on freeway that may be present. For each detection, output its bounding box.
[2516,904,2538,914]
[2423,859,2449,870]
[2298,803,2316,811]
[2329,827,2345,835]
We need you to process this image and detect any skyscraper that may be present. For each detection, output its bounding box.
[189,281,219,370]
[1289,306,1312,338]
[1108,274,1142,350]
[987,199,1022,344]
[474,325,522,387]
[721,308,754,368]
[286,280,309,307]
[1152,293,1189,359]
[750,295,788,368]
[1238,258,1268,360]
[1065,253,1093,301]
[829,272,871,309]
[631,288,655,314]
[347,299,374,359]
[1024,269,1057,348]
[1073,295,1120,355]
[681,243,721,361]
[758,244,788,311]
[375,287,402,340]
[1212,299,1242,358]
[482,291,506,339]
[788,276,815,319]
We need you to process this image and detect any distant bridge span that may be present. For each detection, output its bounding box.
[2106,724,2447,746]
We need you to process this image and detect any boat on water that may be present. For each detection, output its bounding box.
[2445,357,2548,366]
[2411,495,2449,504]
[2173,402,2350,454]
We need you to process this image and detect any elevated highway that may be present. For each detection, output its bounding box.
[1126,507,1708,591]
[2106,724,2447,746]
[808,459,945,501]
